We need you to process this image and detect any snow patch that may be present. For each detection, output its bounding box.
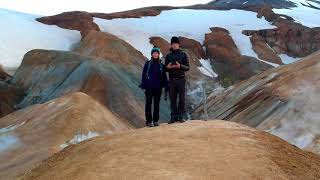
[274,1,320,28]
[0,8,81,69]
[94,9,275,59]
[198,59,218,78]
[279,54,301,64]
[0,134,20,152]
[60,131,99,149]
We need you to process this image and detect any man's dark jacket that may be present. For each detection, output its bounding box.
[165,49,190,79]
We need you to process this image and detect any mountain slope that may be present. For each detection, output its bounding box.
[208,0,297,9]
[193,51,320,153]
[22,120,320,180]
[0,92,132,179]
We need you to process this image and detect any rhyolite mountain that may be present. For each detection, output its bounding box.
[0,1,320,179]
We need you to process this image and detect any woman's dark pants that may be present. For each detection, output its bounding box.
[145,88,162,124]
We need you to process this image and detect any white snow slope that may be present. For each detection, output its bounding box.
[274,0,320,28]
[0,8,81,70]
[95,9,276,61]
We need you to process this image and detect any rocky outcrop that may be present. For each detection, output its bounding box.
[193,51,320,153]
[178,36,206,59]
[250,34,283,64]
[243,23,320,58]
[0,92,132,179]
[204,27,272,86]
[0,66,11,81]
[36,11,100,37]
[22,120,320,180]
[0,82,24,118]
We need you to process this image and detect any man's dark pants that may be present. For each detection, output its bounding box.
[145,88,162,124]
[169,78,186,120]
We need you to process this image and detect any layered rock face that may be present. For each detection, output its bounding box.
[9,49,150,127]
[0,92,132,179]
[204,27,272,86]
[244,23,320,58]
[36,11,100,37]
[0,82,24,118]
[193,51,320,153]
[22,121,320,180]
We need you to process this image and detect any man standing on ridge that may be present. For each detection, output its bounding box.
[165,36,190,124]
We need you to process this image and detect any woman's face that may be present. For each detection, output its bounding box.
[152,52,160,59]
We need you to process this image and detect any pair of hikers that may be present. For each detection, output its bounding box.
[140,36,190,127]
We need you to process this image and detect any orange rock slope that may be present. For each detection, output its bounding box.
[0,92,132,179]
[21,120,320,180]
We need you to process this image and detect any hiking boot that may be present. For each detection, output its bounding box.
[178,119,186,123]
[153,122,159,127]
[146,122,154,127]
[168,119,176,124]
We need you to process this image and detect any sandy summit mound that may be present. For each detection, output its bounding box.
[22,120,320,180]
[0,92,132,179]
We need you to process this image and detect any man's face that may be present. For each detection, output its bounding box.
[171,43,180,50]
[152,52,160,59]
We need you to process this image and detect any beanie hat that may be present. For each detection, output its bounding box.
[151,47,160,55]
[171,36,180,44]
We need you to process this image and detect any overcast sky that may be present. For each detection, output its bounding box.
[0,0,211,15]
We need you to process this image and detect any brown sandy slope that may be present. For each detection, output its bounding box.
[0,92,132,179]
[22,120,320,180]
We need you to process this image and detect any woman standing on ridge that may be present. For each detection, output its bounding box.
[140,47,168,127]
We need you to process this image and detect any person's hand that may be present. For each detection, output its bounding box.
[174,61,181,69]
[166,63,174,69]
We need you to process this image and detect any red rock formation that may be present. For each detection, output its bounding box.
[204,27,272,86]
[179,36,206,59]
[250,34,283,64]
[36,11,100,37]
[74,30,146,66]
[23,121,320,180]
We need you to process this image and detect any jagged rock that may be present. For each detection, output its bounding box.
[22,120,320,180]
[36,11,100,37]
[250,34,283,64]
[0,92,132,179]
[243,23,320,58]
[178,36,206,59]
[204,27,272,86]
[0,66,11,81]
[193,51,320,154]
[0,82,24,118]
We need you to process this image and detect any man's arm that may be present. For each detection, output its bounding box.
[165,54,173,72]
[180,53,190,71]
